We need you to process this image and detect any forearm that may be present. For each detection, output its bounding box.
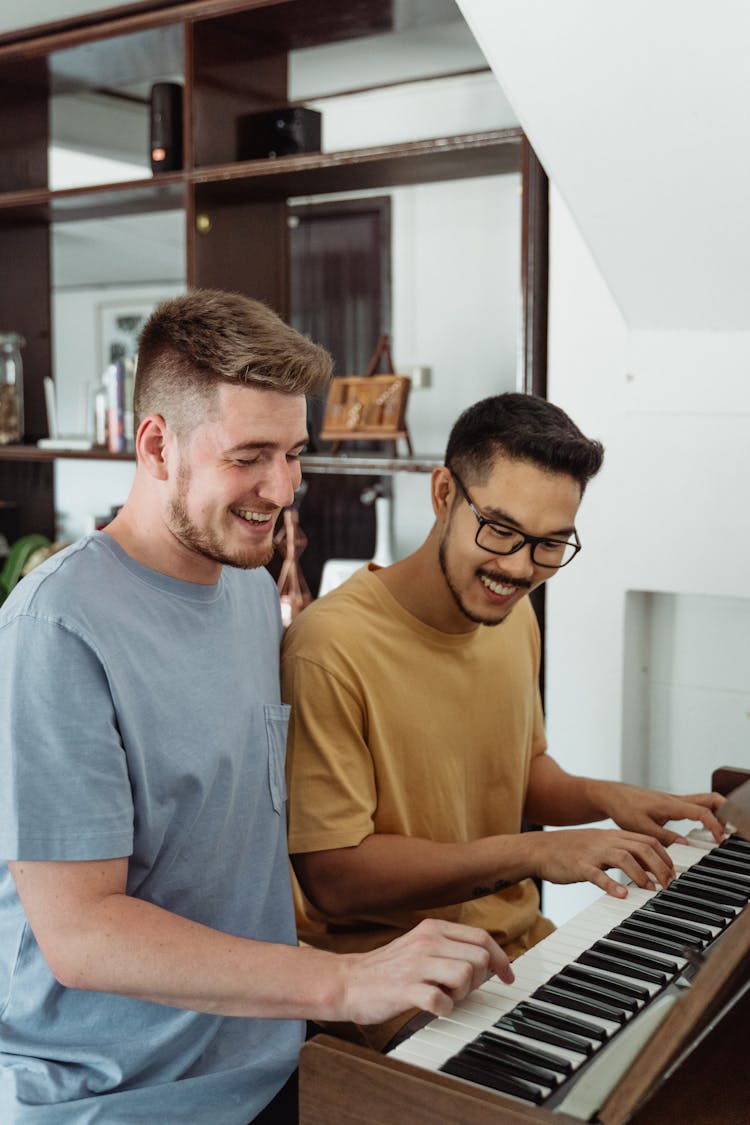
[524,754,613,826]
[35,889,348,1021]
[294,831,541,917]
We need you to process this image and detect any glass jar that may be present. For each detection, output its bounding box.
[0,332,25,445]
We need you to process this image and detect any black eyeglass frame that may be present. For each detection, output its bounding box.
[449,468,582,569]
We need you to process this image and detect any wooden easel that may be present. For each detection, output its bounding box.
[320,334,413,457]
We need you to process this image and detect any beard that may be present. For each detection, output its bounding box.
[437,535,530,627]
[167,465,274,571]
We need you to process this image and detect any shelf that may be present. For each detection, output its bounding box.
[0,129,522,223]
[301,454,440,476]
[192,129,522,205]
[0,445,134,462]
[0,445,440,476]
[0,176,186,224]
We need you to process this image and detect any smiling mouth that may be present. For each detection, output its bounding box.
[232,507,276,525]
[480,574,518,597]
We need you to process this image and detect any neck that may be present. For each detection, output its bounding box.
[104,476,222,586]
[374,528,479,635]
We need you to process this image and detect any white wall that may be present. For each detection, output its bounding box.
[543,187,750,923]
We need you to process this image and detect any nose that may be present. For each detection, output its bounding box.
[497,543,536,582]
[258,456,301,510]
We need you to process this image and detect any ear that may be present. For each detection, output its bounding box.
[431,466,454,523]
[135,415,171,481]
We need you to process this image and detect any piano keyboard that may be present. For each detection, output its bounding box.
[389,831,750,1118]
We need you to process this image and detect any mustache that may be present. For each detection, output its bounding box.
[477,567,532,591]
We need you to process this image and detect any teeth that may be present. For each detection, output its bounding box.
[235,509,272,523]
[481,575,516,597]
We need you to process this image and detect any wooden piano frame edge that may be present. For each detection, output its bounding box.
[299,1033,582,1125]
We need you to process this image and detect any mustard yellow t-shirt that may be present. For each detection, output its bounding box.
[282,564,549,958]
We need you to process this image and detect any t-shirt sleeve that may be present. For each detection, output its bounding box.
[282,652,376,854]
[0,614,134,860]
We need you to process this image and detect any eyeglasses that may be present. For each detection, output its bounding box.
[450,469,581,569]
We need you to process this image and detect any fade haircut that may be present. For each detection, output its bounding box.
[445,393,604,494]
[134,288,332,436]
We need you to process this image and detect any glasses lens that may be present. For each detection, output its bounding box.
[532,538,578,567]
[476,522,578,567]
[476,523,525,555]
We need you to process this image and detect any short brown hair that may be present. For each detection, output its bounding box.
[134,289,332,434]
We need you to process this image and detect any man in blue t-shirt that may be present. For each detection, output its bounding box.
[0,290,513,1124]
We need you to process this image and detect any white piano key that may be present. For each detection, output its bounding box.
[389,1033,454,1068]
[442,997,516,1030]
[666,841,711,870]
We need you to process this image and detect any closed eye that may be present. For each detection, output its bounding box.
[486,522,517,540]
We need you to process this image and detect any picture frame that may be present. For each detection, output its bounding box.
[318,333,414,456]
[96,299,157,375]
[320,375,412,441]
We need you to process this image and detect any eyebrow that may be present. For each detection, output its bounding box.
[224,436,309,456]
[477,502,576,539]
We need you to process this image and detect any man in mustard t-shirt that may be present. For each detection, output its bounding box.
[281,393,725,1050]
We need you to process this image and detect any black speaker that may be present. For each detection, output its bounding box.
[237,107,322,161]
[150,82,183,173]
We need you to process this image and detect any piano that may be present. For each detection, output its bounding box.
[299,768,750,1124]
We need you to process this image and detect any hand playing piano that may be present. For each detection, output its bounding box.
[589,781,726,846]
[530,827,678,898]
[338,918,514,1026]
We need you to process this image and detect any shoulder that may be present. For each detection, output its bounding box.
[0,536,103,623]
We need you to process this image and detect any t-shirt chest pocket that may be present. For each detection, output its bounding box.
[265,704,290,814]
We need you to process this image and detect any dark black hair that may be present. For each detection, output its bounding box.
[445,392,604,493]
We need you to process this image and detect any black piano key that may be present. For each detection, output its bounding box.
[610,915,699,951]
[656,889,731,925]
[607,923,687,959]
[462,1040,562,1090]
[591,939,679,975]
[476,1031,572,1077]
[561,962,650,1002]
[632,906,712,945]
[720,835,750,857]
[687,862,750,897]
[494,1013,594,1058]
[643,897,721,929]
[698,854,750,882]
[577,949,667,986]
[710,846,750,868]
[440,1054,547,1104]
[532,983,627,1025]
[517,1001,608,1043]
[552,970,640,1013]
[660,885,735,920]
[675,872,746,908]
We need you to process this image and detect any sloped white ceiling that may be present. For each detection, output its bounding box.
[457,0,750,330]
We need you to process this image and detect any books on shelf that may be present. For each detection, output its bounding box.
[105,358,136,453]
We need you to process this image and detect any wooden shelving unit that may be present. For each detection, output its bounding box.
[0,0,547,540]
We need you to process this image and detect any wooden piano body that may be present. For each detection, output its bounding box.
[299,768,750,1124]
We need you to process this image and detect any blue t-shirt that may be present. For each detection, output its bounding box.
[0,533,303,1123]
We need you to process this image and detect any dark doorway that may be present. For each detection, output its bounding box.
[288,196,391,596]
